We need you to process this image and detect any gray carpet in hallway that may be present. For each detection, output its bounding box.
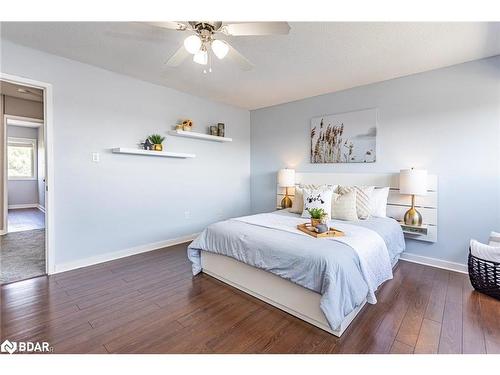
[1,229,45,284]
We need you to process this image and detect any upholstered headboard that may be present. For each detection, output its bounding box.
[276,172,438,242]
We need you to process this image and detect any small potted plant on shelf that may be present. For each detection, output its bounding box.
[307,208,329,230]
[148,134,165,151]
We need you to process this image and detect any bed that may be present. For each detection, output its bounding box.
[187,172,437,337]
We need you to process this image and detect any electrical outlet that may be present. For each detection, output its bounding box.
[92,152,100,162]
[184,211,190,220]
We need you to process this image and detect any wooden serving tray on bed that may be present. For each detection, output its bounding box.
[297,223,345,238]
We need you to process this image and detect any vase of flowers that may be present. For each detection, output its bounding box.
[148,134,165,151]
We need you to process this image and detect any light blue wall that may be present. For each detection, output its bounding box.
[1,40,251,265]
[251,56,500,264]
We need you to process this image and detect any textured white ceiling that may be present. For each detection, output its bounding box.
[1,22,499,109]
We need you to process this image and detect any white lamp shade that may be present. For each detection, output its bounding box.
[193,49,208,65]
[399,169,428,196]
[211,40,229,59]
[184,35,202,54]
[278,169,295,187]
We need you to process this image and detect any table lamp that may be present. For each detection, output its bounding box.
[278,168,295,209]
[399,168,427,226]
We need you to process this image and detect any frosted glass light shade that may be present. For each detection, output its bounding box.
[399,169,428,196]
[184,35,202,54]
[193,49,208,65]
[278,169,295,187]
[211,40,229,59]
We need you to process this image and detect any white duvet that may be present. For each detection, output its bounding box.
[233,212,393,304]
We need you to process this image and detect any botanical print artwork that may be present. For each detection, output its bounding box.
[310,108,377,163]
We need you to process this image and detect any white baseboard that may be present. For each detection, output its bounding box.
[400,252,468,274]
[8,203,39,209]
[53,232,199,274]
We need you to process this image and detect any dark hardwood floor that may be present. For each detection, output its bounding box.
[1,242,499,354]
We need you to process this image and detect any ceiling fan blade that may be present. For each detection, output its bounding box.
[146,22,189,31]
[165,46,190,67]
[220,22,290,36]
[226,42,254,71]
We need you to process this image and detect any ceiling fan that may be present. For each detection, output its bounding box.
[146,21,291,73]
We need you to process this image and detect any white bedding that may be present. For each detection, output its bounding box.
[233,212,393,303]
[188,210,406,330]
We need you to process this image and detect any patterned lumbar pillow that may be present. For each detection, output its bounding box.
[301,186,334,218]
[337,185,375,219]
[331,191,358,221]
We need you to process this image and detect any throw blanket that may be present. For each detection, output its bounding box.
[233,213,392,304]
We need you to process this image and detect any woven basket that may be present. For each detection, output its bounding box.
[468,248,500,300]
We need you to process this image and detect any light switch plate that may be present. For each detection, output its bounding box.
[92,152,100,162]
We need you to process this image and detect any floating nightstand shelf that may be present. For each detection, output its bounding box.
[168,130,232,142]
[112,148,195,159]
[400,222,428,235]
[398,222,436,243]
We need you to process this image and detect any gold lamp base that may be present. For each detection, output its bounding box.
[281,195,293,209]
[281,187,293,209]
[404,195,422,226]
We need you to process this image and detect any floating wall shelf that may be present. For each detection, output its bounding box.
[112,148,195,159]
[168,129,232,142]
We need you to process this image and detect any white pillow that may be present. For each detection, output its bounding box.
[331,191,358,221]
[290,184,315,214]
[470,239,500,263]
[301,186,334,218]
[489,231,500,247]
[371,187,390,217]
[291,184,337,214]
[337,185,375,219]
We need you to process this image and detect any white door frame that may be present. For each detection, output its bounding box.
[1,72,55,275]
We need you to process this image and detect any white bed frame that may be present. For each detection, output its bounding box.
[201,172,438,337]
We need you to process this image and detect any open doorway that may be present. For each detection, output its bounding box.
[1,80,46,284]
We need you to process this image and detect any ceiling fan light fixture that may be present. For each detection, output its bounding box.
[193,49,208,65]
[211,39,229,59]
[183,35,202,54]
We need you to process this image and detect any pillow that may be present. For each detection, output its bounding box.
[470,239,500,263]
[370,187,390,217]
[331,191,358,221]
[291,184,337,214]
[338,185,375,219]
[489,231,500,247]
[290,184,316,214]
[301,186,334,218]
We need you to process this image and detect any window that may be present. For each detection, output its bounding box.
[8,137,37,180]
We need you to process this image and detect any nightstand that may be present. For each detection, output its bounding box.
[399,222,436,242]
[400,222,428,235]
